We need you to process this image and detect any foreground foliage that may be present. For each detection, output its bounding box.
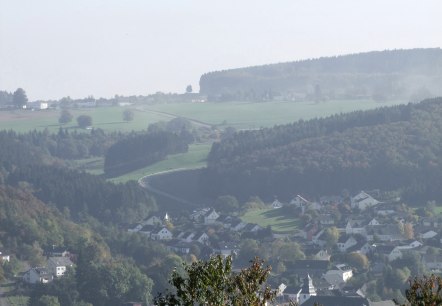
[155,256,276,306]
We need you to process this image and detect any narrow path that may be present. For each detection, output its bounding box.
[141,108,214,129]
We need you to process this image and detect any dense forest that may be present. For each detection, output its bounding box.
[199,48,442,102]
[203,97,442,203]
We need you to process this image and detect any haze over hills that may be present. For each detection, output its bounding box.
[199,48,442,102]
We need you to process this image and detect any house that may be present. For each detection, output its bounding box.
[194,231,210,244]
[368,218,381,226]
[213,242,239,258]
[231,220,247,232]
[166,240,192,254]
[23,267,53,284]
[337,235,358,253]
[290,195,310,208]
[319,214,334,225]
[204,209,220,225]
[345,219,367,236]
[271,199,283,209]
[27,101,49,110]
[323,264,353,286]
[190,208,210,221]
[151,227,173,241]
[366,224,403,242]
[47,257,73,277]
[241,223,262,233]
[0,251,10,263]
[44,246,69,258]
[351,191,380,210]
[303,246,331,261]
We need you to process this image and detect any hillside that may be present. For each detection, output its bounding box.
[203,97,442,203]
[199,48,442,102]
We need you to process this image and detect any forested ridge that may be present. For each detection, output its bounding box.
[200,48,442,101]
[204,97,442,202]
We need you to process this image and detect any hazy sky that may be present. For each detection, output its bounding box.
[0,0,441,100]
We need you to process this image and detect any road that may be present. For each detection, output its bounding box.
[138,168,204,206]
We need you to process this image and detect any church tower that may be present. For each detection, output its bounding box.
[298,274,317,304]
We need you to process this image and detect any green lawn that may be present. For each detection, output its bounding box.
[108,143,211,183]
[241,207,301,233]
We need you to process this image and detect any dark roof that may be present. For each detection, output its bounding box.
[303,296,370,306]
[291,260,329,270]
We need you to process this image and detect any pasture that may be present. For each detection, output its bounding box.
[0,99,404,133]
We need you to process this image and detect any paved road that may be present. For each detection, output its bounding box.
[138,168,203,206]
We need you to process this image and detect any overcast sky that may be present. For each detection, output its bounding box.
[0,0,441,100]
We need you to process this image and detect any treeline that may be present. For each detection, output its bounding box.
[104,130,192,177]
[0,128,123,161]
[203,98,442,203]
[7,164,156,224]
[199,48,442,101]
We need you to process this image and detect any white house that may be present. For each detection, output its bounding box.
[204,209,220,225]
[323,264,353,286]
[271,199,283,209]
[0,251,10,263]
[368,218,381,226]
[23,267,53,284]
[151,227,173,240]
[351,191,380,210]
[47,257,73,277]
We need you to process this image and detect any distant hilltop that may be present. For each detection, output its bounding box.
[199,48,442,102]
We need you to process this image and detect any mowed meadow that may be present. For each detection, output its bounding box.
[0,98,403,133]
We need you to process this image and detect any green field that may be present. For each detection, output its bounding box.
[241,207,301,233]
[0,107,170,133]
[0,99,404,133]
[108,143,211,183]
[146,99,404,129]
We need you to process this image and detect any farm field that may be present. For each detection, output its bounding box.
[241,207,301,233]
[145,99,404,129]
[0,107,169,133]
[0,99,404,133]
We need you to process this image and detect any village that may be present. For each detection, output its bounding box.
[11,189,442,305]
[124,190,442,305]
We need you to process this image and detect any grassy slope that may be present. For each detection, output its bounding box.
[241,207,301,233]
[108,143,211,183]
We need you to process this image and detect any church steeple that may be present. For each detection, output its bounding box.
[298,274,317,304]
